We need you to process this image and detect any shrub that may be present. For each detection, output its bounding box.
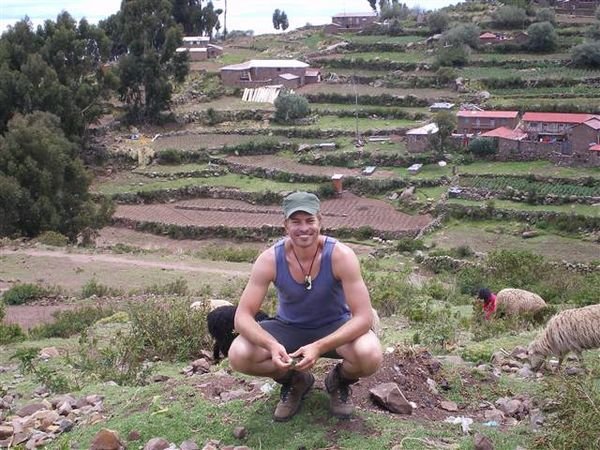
[28,306,116,339]
[571,42,600,68]
[156,148,182,165]
[0,323,27,345]
[127,296,211,361]
[274,93,310,124]
[36,231,69,246]
[81,279,120,298]
[441,24,480,48]
[3,283,47,305]
[199,245,259,263]
[428,10,450,33]
[435,44,471,67]
[395,238,426,253]
[527,22,558,52]
[493,6,527,28]
[585,23,600,42]
[535,8,555,24]
[74,327,151,386]
[143,277,189,296]
[363,269,419,317]
[533,371,600,449]
[468,138,498,157]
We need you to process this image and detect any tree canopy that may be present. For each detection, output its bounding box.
[272,9,289,31]
[527,22,558,52]
[101,0,189,123]
[0,14,113,138]
[0,112,112,238]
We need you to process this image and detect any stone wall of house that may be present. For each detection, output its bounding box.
[496,140,562,161]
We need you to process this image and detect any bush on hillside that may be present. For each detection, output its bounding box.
[468,138,498,157]
[527,22,558,52]
[428,10,450,33]
[492,6,527,28]
[36,231,69,247]
[274,93,310,124]
[3,284,47,305]
[585,23,600,42]
[435,44,471,67]
[571,42,600,68]
[29,306,116,339]
[535,8,556,25]
[442,24,480,49]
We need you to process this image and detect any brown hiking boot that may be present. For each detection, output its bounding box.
[324,363,358,419]
[273,371,315,422]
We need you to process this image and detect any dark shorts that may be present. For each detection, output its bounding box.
[259,317,349,359]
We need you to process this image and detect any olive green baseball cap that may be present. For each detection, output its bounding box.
[282,192,320,219]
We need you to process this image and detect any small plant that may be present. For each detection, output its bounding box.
[36,231,69,246]
[144,277,189,296]
[198,245,259,263]
[2,283,47,305]
[126,296,212,361]
[532,370,600,450]
[73,328,152,386]
[0,323,27,344]
[395,238,425,253]
[29,306,116,339]
[11,348,74,393]
[81,278,120,298]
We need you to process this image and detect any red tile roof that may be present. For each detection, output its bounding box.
[457,110,519,119]
[480,126,527,140]
[522,112,597,124]
[590,144,600,152]
[583,118,600,130]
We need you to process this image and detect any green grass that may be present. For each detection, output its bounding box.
[133,163,212,174]
[93,174,322,196]
[340,34,424,44]
[334,51,431,63]
[471,53,570,62]
[311,116,419,131]
[447,197,600,217]
[458,160,600,179]
[459,66,600,80]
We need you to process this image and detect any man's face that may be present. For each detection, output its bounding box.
[284,211,321,248]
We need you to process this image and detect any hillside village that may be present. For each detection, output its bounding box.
[0,1,600,449]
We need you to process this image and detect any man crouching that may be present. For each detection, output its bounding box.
[228,191,383,422]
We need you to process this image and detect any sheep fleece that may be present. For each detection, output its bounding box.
[530,304,600,359]
[496,288,546,315]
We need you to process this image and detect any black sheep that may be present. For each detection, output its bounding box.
[207,305,270,361]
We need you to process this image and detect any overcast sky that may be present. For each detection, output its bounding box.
[1,0,456,34]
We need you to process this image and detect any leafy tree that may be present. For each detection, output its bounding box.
[272,9,289,31]
[380,0,411,21]
[435,44,471,67]
[442,24,480,48]
[0,112,112,238]
[536,8,556,25]
[527,22,558,52]
[427,11,450,34]
[0,15,111,138]
[274,93,310,123]
[468,138,498,157]
[103,0,189,123]
[571,41,600,68]
[368,0,377,11]
[492,6,527,28]
[430,111,456,154]
[585,23,600,41]
[171,0,222,36]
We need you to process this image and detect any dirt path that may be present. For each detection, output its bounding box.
[0,249,251,277]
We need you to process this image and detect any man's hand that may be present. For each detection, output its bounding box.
[289,343,321,372]
[269,342,293,369]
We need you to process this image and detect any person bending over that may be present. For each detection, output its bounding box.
[228,191,383,422]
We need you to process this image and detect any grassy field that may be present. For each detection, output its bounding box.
[340,34,424,44]
[93,173,322,196]
[447,197,600,217]
[298,83,457,99]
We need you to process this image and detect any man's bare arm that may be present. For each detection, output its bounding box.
[234,249,288,358]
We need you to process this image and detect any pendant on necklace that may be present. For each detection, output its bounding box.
[304,275,312,290]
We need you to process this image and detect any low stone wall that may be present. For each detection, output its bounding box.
[454,186,600,205]
[496,140,563,162]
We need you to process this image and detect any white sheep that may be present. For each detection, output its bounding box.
[496,288,547,316]
[528,304,600,370]
[190,298,234,311]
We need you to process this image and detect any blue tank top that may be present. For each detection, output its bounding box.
[274,236,351,329]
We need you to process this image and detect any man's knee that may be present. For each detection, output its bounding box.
[227,336,248,371]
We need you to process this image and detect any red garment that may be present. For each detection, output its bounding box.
[483,293,497,320]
